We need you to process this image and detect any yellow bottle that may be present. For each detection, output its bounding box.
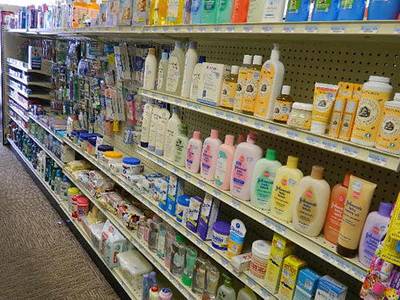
[151,0,168,25]
[376,93,400,154]
[328,82,354,138]
[270,156,303,223]
[220,65,239,110]
[241,55,262,114]
[166,0,184,24]
[234,55,252,112]
[338,83,362,141]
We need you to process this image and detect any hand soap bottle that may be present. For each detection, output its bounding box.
[166,41,185,95]
[270,156,303,223]
[164,107,182,161]
[230,132,263,201]
[181,41,199,98]
[292,165,331,237]
[200,129,222,180]
[186,131,203,173]
[214,134,235,190]
[250,148,282,210]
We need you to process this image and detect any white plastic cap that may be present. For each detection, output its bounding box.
[271,43,280,60]
[253,55,263,65]
[243,55,252,65]
[231,65,239,74]
[311,121,327,135]
[292,102,313,111]
[282,85,291,95]
[369,75,390,84]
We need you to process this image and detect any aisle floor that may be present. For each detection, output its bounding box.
[0,142,119,300]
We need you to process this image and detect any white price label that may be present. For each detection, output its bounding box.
[221,257,229,266]
[231,199,241,209]
[212,189,222,197]
[322,140,338,150]
[214,110,225,118]
[342,145,359,157]
[395,27,400,34]
[268,124,279,134]
[175,98,182,105]
[305,25,318,33]
[330,25,346,33]
[306,136,321,145]
[255,120,265,129]
[287,129,299,139]
[262,25,272,33]
[238,116,247,124]
[242,25,253,33]
[283,25,295,33]
[246,277,256,287]
[226,25,235,32]
[226,112,234,121]
[162,26,169,32]
[361,24,379,33]
[367,152,387,166]
[263,218,286,235]
[213,26,221,32]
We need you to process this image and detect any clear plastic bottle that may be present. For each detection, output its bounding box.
[181,247,198,286]
[171,234,186,276]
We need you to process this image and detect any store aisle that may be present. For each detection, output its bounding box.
[0,143,118,300]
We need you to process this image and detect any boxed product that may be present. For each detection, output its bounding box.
[186,196,203,232]
[278,255,307,300]
[197,194,220,240]
[101,220,129,268]
[118,0,133,25]
[117,250,152,286]
[198,63,226,106]
[154,177,169,210]
[231,252,252,274]
[315,276,347,300]
[294,268,320,300]
[90,222,105,250]
[106,0,119,26]
[132,0,148,25]
[166,175,183,216]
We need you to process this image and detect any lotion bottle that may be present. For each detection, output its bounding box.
[200,0,218,23]
[292,165,331,237]
[216,0,234,23]
[155,103,171,156]
[166,41,185,95]
[175,124,189,166]
[191,0,203,23]
[200,129,222,180]
[181,41,199,98]
[214,134,235,191]
[164,108,182,161]
[144,48,158,90]
[140,102,155,147]
[231,0,249,23]
[157,51,169,92]
[216,274,236,300]
[148,104,161,151]
[186,130,203,173]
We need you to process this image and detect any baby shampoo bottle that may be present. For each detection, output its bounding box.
[186,131,203,173]
[292,165,331,237]
[200,129,222,180]
[214,135,235,191]
[270,156,303,223]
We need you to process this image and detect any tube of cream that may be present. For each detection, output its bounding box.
[311,83,339,135]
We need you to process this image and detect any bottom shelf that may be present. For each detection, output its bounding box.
[7,137,141,300]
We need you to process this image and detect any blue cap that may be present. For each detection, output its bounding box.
[97,144,114,152]
[122,157,140,165]
[198,56,206,63]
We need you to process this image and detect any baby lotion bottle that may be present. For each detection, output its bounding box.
[200,0,218,23]
[254,44,284,120]
[250,148,282,211]
[175,124,189,167]
[190,0,202,23]
[292,165,331,237]
[231,0,249,23]
[186,131,203,173]
[164,107,182,161]
[323,173,350,245]
[216,0,234,23]
[230,132,263,201]
[200,129,222,180]
[270,156,303,223]
[166,41,185,95]
[181,41,198,98]
[234,55,252,112]
[157,51,169,92]
[214,134,235,190]
[143,48,157,90]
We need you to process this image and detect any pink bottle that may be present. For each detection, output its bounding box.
[186,131,203,173]
[200,129,222,181]
[214,135,235,191]
[230,132,263,201]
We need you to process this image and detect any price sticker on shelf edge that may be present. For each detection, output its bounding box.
[242,25,253,33]
[306,135,321,146]
[342,145,359,157]
[214,110,225,118]
[283,25,295,33]
[226,112,234,121]
[255,120,265,129]
[262,25,272,33]
[263,218,286,235]
[231,199,241,209]
[322,139,338,151]
[246,277,256,287]
[361,24,379,33]
[330,25,346,33]
[367,152,387,166]
[287,129,299,140]
[305,25,318,33]
[268,124,279,134]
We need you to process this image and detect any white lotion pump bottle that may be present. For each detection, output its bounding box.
[181,41,199,98]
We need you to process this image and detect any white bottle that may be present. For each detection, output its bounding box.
[166,41,185,95]
[230,132,263,201]
[254,44,285,120]
[186,131,203,173]
[148,104,161,151]
[292,166,331,237]
[157,51,169,92]
[261,0,286,22]
[200,129,222,181]
[140,102,154,148]
[250,148,282,210]
[143,48,157,90]
[174,125,189,167]
[155,104,171,156]
[190,56,206,101]
[163,108,182,160]
[181,41,199,98]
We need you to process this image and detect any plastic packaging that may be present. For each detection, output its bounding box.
[190,56,206,101]
[166,41,185,95]
[337,0,366,20]
[287,102,313,130]
[227,219,246,258]
[241,55,262,114]
[368,0,400,20]
[220,65,239,109]
[200,129,222,180]
[186,131,203,173]
[311,83,339,135]
[157,51,169,92]
[200,0,218,23]
[181,41,199,98]
[216,0,234,23]
[273,85,294,123]
[312,0,340,21]
[286,0,311,21]
[214,134,235,190]
[143,48,157,90]
[174,124,189,167]
[212,221,230,250]
[234,54,252,112]
[250,240,271,278]
[231,0,249,23]
[163,109,182,161]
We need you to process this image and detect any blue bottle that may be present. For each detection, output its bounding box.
[368,0,400,20]
[337,0,366,20]
[312,0,340,21]
[286,0,311,22]
[191,0,203,23]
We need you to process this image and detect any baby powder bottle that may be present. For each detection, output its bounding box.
[214,135,235,191]
[230,132,263,201]
[140,102,155,148]
[376,93,400,155]
[250,240,271,279]
[368,0,400,20]
[186,131,203,173]
[351,76,393,147]
[292,166,331,237]
[155,104,171,156]
[200,129,222,180]
[270,156,303,223]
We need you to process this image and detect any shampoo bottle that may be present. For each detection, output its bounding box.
[186,131,203,173]
[144,48,157,90]
[312,0,340,21]
[157,51,169,92]
[214,134,235,190]
[234,55,252,112]
[292,166,331,237]
[155,104,171,156]
[190,56,207,101]
[216,0,234,23]
[164,108,182,161]
[191,0,203,23]
[166,41,185,95]
[216,274,236,300]
[231,0,249,23]
[286,0,310,21]
[200,0,218,23]
[270,156,303,223]
[181,41,199,98]
[200,129,222,180]
[250,148,282,210]
[337,0,366,20]
[175,124,189,167]
[230,132,263,201]
[254,44,285,119]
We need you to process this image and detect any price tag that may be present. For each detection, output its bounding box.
[184,172,191,180]
[212,189,222,197]
[238,116,247,124]
[367,152,387,166]
[361,24,379,33]
[306,135,321,145]
[162,26,169,32]
[207,246,214,255]
[199,26,207,32]
[286,129,299,139]
[187,102,199,111]
[342,145,359,157]
[305,25,318,33]
[262,25,273,33]
[213,26,221,32]
[221,257,229,266]
[254,120,265,129]
[322,139,338,150]
[330,25,346,33]
[226,112,234,121]
[246,277,256,287]
[268,124,279,134]
[187,26,193,32]
[175,98,182,105]
[283,25,295,33]
[231,199,241,209]
[395,27,400,34]
[226,25,235,32]
[151,26,159,32]
[263,218,286,235]
[173,26,181,32]
[242,25,253,33]
[214,110,225,118]
[172,166,178,173]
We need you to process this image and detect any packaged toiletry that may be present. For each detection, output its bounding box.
[164,228,175,269]
[359,202,393,267]
[166,175,183,216]
[230,132,263,201]
[132,0,148,24]
[159,288,173,300]
[190,0,202,23]
[186,130,203,173]
[200,129,222,180]
[216,274,236,300]
[314,276,347,300]
[101,220,129,268]
[237,286,257,300]
[157,51,169,91]
[151,0,168,24]
[174,124,189,167]
[250,240,271,279]
[181,41,198,98]
[231,0,249,23]
[258,0,286,22]
[117,250,153,285]
[118,0,133,25]
[212,221,230,250]
[338,84,362,141]
[270,156,303,223]
[293,268,320,300]
[141,102,155,148]
[220,65,239,110]
[337,0,365,20]
[368,0,400,20]
[292,165,331,237]
[157,223,167,258]
[192,257,207,294]
[351,76,393,147]
[287,102,313,130]
[254,44,285,119]
[198,62,226,106]
[286,0,311,21]
[170,234,186,276]
[311,83,339,135]
[183,0,192,24]
[250,148,282,210]
[227,219,246,258]
[186,196,203,232]
[337,175,377,258]
[155,176,169,210]
[312,0,340,21]
[241,55,262,114]
[273,85,294,123]
[323,173,350,245]
[234,55,252,112]
[155,104,171,156]
[167,0,185,24]
[164,108,182,161]
[328,82,354,138]
[190,56,207,101]
[182,247,198,286]
[231,252,252,273]
[200,0,218,23]
[376,93,400,154]
[148,104,161,151]
[205,264,220,298]
[214,134,235,190]
[278,255,306,300]
[197,194,220,240]
[166,41,185,95]
[216,0,234,23]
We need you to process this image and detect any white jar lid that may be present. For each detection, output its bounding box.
[252,240,271,259]
[282,85,291,95]
[292,102,313,111]
[253,55,263,66]
[231,65,239,75]
[243,55,252,65]
[369,75,390,84]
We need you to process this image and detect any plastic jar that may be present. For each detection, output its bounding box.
[211,221,230,251]
[96,145,114,163]
[122,157,142,178]
[287,102,313,130]
[104,151,123,172]
[376,93,400,154]
[250,240,271,278]
[77,195,90,217]
[87,137,97,155]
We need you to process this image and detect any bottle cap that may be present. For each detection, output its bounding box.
[292,102,313,111]
[198,56,206,63]
[175,41,183,48]
[148,48,156,55]
[224,134,234,146]
[310,165,324,180]
[231,65,239,74]
[243,55,252,65]
[266,148,277,160]
[342,173,351,188]
[271,43,280,60]
[192,130,201,140]
[246,132,257,144]
[286,156,298,168]
[189,41,197,49]
[150,285,159,292]
[369,75,390,84]
[253,55,262,65]
[378,202,393,217]
[210,129,219,139]
[282,85,291,95]
[161,51,169,60]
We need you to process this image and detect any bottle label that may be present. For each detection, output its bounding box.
[296,188,317,228]
[328,111,342,138]
[288,0,301,13]
[254,63,275,118]
[157,65,165,90]
[166,56,180,93]
[340,0,355,9]
[220,80,236,109]
[376,106,400,154]
[315,0,332,12]
[175,137,186,164]
[218,0,228,11]
[190,69,201,100]
[242,70,260,113]
[271,175,297,218]
[235,68,248,110]
[203,0,216,11]
[254,170,275,206]
[201,144,213,176]
[273,99,293,122]
[231,154,248,192]
[186,144,195,167]
[167,0,179,21]
[191,0,201,14]
[362,224,387,265]
[215,151,228,187]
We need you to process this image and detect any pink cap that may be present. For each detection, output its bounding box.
[210,129,219,139]
[247,132,257,144]
[192,131,201,140]
[224,135,234,146]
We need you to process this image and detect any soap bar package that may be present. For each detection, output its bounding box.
[198,63,226,106]
[186,196,203,232]
[197,194,220,240]
[315,276,347,300]
[278,255,307,300]
[166,175,183,216]
[294,268,320,300]
[118,0,133,25]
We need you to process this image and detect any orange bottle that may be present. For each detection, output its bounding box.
[231,0,250,23]
[323,173,350,245]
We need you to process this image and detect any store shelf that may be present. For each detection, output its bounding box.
[140,89,400,172]
[29,114,64,143]
[136,145,368,282]
[7,58,51,76]
[7,138,140,300]
[8,92,30,111]
[9,114,29,135]
[8,102,29,122]
[8,72,52,88]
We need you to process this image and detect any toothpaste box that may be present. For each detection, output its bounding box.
[278,255,306,300]
[294,268,320,300]
[314,275,347,300]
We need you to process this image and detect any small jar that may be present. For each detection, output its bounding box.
[104,151,123,171]
[87,137,97,156]
[211,221,230,251]
[122,157,142,178]
[250,240,271,279]
[67,187,80,209]
[71,129,87,143]
[287,102,313,130]
[96,145,114,164]
[77,195,90,217]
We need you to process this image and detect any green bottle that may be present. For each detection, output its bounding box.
[181,247,198,286]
